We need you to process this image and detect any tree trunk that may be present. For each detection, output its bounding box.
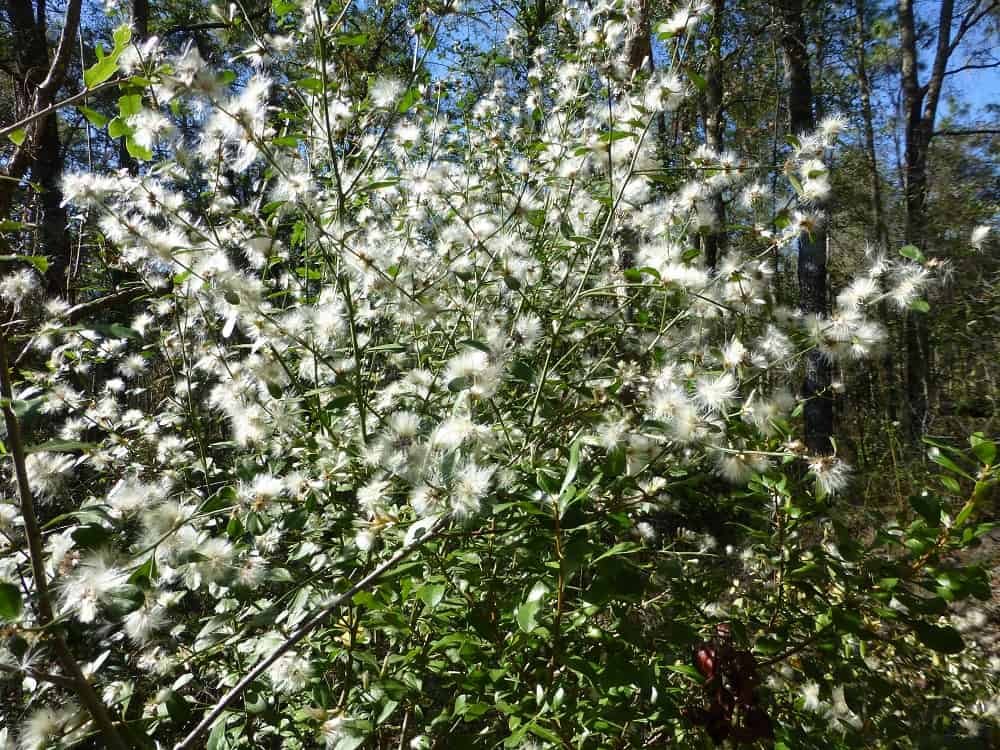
[853,0,888,250]
[34,115,72,297]
[625,0,652,74]
[897,0,956,439]
[1,0,82,297]
[854,0,897,421]
[132,0,149,41]
[702,0,727,270]
[777,0,833,454]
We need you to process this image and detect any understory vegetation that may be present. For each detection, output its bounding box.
[0,0,997,747]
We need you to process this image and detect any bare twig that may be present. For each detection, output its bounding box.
[174,519,445,750]
[0,659,76,690]
[162,21,230,37]
[0,331,131,750]
[0,78,125,140]
[933,128,1000,137]
[14,285,152,366]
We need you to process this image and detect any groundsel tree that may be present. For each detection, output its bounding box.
[0,0,995,748]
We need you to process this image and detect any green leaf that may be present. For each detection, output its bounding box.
[118,94,142,118]
[831,606,865,636]
[604,446,626,478]
[688,70,707,91]
[128,556,156,588]
[338,32,369,46]
[930,452,974,480]
[914,622,965,654]
[970,433,996,466]
[84,25,132,88]
[515,582,547,633]
[206,716,230,750]
[333,735,366,750]
[557,439,581,517]
[0,582,22,621]
[78,106,109,128]
[7,129,26,146]
[0,254,49,273]
[89,323,142,339]
[666,663,705,683]
[909,493,941,526]
[447,376,470,392]
[295,77,323,95]
[899,244,925,263]
[524,209,546,228]
[527,723,562,744]
[592,541,640,564]
[125,136,152,161]
[417,582,446,610]
[26,440,96,454]
[360,179,400,192]
[107,116,131,138]
[953,495,978,529]
[396,88,420,113]
[939,475,961,494]
[72,523,111,549]
[909,298,930,313]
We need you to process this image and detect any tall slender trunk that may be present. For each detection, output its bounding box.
[0,7,133,743]
[777,0,833,454]
[854,0,897,422]
[625,0,652,73]
[701,0,727,270]
[117,0,151,175]
[1,0,81,297]
[898,0,957,439]
[132,0,149,41]
[618,0,651,310]
[854,0,888,249]
[34,116,71,297]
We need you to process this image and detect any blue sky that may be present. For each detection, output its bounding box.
[931,0,1000,120]
[947,64,1000,119]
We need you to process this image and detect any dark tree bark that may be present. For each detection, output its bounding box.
[853,0,888,250]
[776,0,833,454]
[1,0,82,297]
[896,0,996,438]
[701,0,727,270]
[33,115,72,297]
[115,0,150,175]
[625,0,652,73]
[854,0,897,421]
[132,0,149,41]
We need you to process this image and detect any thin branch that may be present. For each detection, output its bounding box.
[0,659,77,690]
[0,330,131,750]
[758,625,833,668]
[943,60,1000,76]
[63,285,152,325]
[933,128,1000,136]
[947,0,999,58]
[161,21,229,37]
[36,0,83,98]
[14,284,154,367]
[0,78,125,140]
[174,519,445,750]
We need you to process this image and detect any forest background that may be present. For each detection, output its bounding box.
[0,0,999,748]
